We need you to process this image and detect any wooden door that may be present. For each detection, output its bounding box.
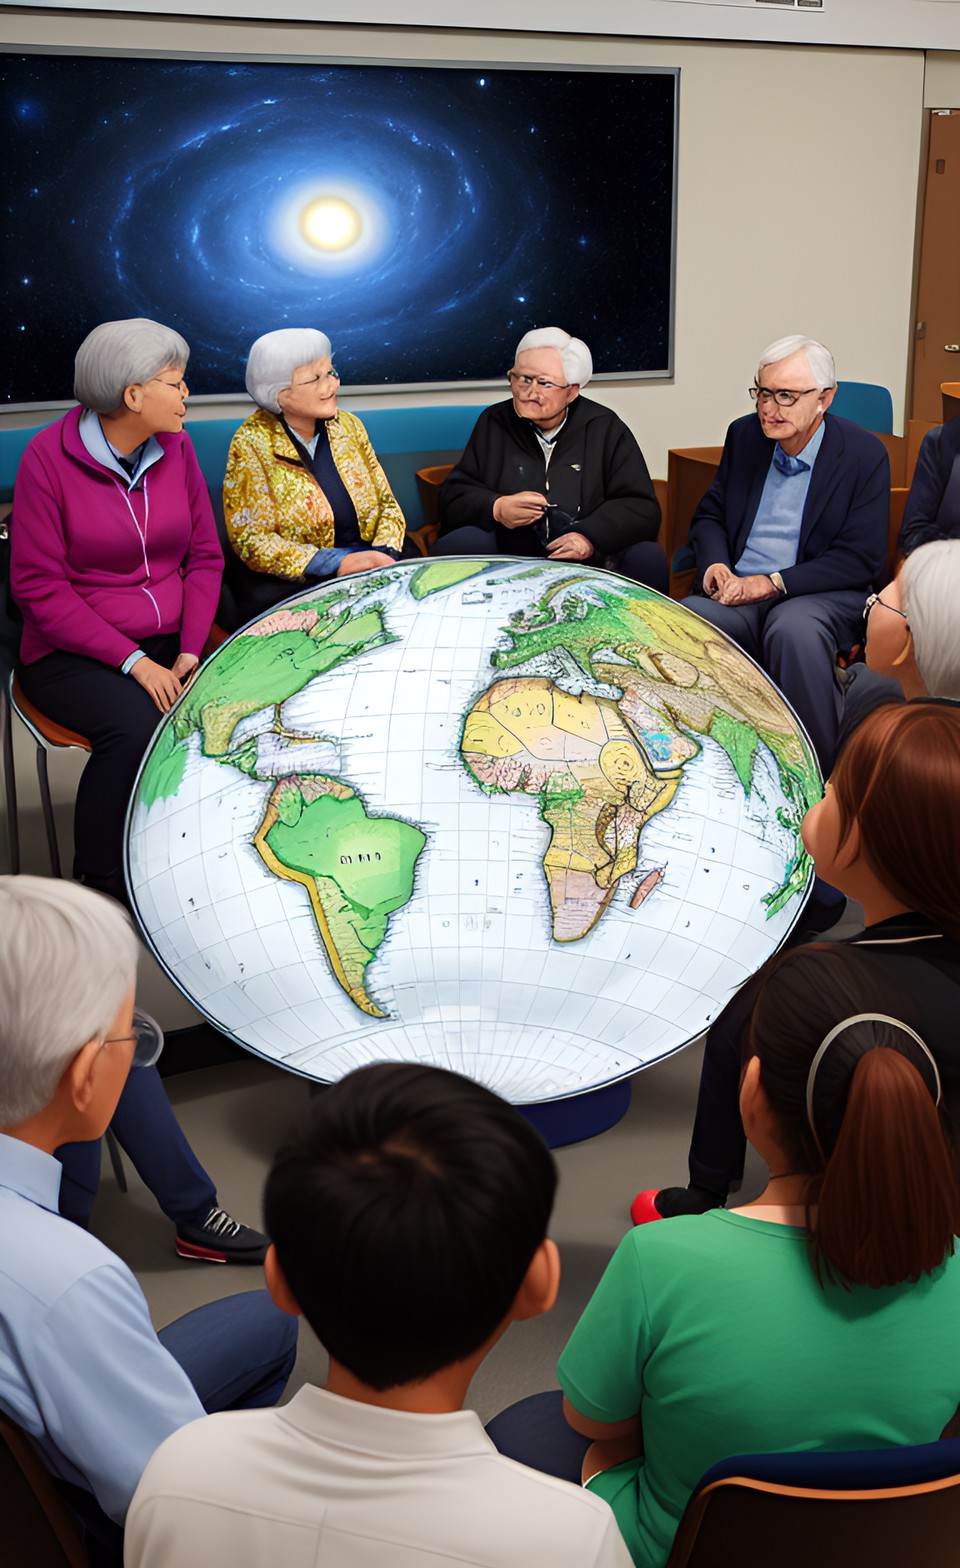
[911,111,960,422]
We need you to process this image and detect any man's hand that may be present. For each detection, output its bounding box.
[131,657,183,714]
[546,531,594,562]
[336,550,397,576]
[702,562,735,597]
[493,491,549,529]
[715,573,780,606]
[171,652,199,686]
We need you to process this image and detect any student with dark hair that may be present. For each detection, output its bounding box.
[556,942,960,1568]
[125,1063,633,1568]
[633,700,960,1224]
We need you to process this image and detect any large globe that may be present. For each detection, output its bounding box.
[126,558,821,1103]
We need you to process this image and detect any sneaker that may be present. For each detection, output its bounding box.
[175,1207,269,1264]
[630,1185,724,1226]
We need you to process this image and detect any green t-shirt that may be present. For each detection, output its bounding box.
[557,1210,960,1568]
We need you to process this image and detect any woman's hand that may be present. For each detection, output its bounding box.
[336,551,397,576]
[131,657,184,713]
[172,652,199,685]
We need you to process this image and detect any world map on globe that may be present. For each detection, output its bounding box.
[126,558,822,1103]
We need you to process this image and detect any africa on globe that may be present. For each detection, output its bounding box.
[126,559,821,1103]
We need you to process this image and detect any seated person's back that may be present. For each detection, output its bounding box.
[559,943,960,1568]
[126,1063,632,1568]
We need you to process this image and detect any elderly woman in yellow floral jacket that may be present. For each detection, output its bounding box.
[223,328,405,619]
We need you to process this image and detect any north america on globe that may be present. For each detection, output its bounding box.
[127,559,821,1104]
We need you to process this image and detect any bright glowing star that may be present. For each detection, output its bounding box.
[300,197,362,252]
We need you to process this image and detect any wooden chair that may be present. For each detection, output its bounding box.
[408,463,456,556]
[666,1440,960,1568]
[0,1412,92,1568]
[8,673,91,879]
[663,447,723,599]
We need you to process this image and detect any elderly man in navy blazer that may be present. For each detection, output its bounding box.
[684,335,889,771]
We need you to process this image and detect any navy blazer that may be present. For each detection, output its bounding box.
[899,414,960,556]
[689,412,889,597]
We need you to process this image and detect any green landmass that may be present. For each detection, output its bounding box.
[258,786,426,1014]
[709,712,759,795]
[137,597,395,806]
[410,560,492,599]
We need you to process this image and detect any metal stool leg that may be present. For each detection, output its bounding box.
[1,693,19,874]
[104,1127,128,1193]
[34,743,62,877]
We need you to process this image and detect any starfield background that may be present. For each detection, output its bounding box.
[2,56,676,402]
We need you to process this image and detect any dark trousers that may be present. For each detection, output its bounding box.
[680,589,865,774]
[433,525,670,596]
[486,1390,591,1484]
[685,982,756,1196]
[61,1290,298,1567]
[57,1064,217,1229]
[17,633,181,882]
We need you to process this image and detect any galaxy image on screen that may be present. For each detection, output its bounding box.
[2,55,676,403]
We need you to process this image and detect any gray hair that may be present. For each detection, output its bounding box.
[0,877,139,1127]
[514,327,592,390]
[757,335,836,391]
[900,540,960,697]
[245,328,333,414]
[74,318,190,414]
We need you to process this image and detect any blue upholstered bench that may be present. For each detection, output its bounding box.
[0,403,489,530]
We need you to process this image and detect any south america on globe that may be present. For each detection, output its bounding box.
[127,559,821,1103]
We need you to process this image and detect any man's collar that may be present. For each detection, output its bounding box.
[0,1132,63,1214]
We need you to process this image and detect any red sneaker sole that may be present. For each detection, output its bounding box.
[175,1239,228,1262]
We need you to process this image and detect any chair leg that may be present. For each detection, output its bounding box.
[1,693,19,874]
[104,1127,128,1193]
[35,743,62,877]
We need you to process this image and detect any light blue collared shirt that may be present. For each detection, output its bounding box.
[0,1133,203,1522]
[77,408,165,491]
[736,418,826,576]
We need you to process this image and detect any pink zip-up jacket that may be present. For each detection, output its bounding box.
[12,408,223,667]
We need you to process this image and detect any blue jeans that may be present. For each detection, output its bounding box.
[61,1289,297,1566]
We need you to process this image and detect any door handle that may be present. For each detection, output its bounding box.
[946,345,960,353]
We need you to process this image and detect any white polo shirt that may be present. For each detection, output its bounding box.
[124,1383,631,1568]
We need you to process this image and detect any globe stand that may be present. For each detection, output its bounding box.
[517,1078,632,1149]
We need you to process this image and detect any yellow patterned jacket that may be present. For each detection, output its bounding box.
[223,408,406,578]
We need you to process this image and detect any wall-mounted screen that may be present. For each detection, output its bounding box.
[1,53,677,405]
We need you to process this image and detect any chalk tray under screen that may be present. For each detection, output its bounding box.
[1,53,677,406]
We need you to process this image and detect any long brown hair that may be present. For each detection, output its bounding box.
[748,944,960,1288]
[830,702,960,939]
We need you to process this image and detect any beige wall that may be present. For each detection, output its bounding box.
[925,52,960,107]
[1,13,927,474]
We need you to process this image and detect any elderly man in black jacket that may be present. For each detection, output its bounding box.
[434,328,668,593]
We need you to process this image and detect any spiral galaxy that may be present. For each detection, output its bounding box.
[3,56,675,401]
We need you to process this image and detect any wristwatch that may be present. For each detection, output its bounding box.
[769,571,787,596]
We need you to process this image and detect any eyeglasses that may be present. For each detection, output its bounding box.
[102,1008,164,1070]
[749,384,819,407]
[507,372,571,391]
[864,591,908,621]
[290,368,341,389]
[150,377,189,394]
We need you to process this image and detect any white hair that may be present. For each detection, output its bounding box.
[74,319,190,414]
[757,335,836,391]
[245,328,333,414]
[900,540,960,698]
[514,327,592,390]
[0,877,138,1127]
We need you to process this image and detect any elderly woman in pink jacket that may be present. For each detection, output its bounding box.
[12,317,222,904]
[10,323,269,1267]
